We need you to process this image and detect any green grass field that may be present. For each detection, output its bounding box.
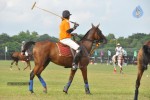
[0,60,149,100]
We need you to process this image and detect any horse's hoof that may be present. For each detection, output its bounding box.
[30,90,34,94]
[63,90,68,94]
[85,91,91,94]
[43,90,47,93]
[85,88,91,94]
[86,92,92,95]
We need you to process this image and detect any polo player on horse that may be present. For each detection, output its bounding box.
[59,10,81,70]
[114,43,124,64]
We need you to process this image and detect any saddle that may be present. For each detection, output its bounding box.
[56,42,74,57]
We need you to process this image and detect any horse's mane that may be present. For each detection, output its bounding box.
[80,29,91,41]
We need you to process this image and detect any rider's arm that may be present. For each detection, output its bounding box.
[66,22,78,34]
[115,47,117,52]
[66,28,74,33]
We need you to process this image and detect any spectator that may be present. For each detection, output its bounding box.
[107,49,111,65]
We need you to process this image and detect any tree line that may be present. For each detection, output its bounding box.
[0,30,149,60]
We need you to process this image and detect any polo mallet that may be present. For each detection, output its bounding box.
[31,2,79,26]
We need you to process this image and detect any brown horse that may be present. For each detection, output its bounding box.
[10,52,32,71]
[134,40,150,100]
[22,24,107,94]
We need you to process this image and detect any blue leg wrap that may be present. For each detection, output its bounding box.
[63,80,72,93]
[67,81,72,87]
[29,80,33,91]
[38,76,46,88]
[85,83,89,88]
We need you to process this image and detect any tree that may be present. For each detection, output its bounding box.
[0,33,11,44]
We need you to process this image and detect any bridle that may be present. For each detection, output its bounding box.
[80,27,104,56]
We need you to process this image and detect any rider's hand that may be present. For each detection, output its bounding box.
[73,23,79,30]
[71,33,78,36]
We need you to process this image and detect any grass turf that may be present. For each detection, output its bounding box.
[0,60,149,100]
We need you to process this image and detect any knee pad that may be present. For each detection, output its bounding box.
[76,47,82,53]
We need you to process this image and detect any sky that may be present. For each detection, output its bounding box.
[0,0,150,38]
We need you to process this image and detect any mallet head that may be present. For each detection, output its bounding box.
[31,2,36,10]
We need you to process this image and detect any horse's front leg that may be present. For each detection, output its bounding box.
[134,69,144,100]
[23,63,28,71]
[80,66,91,94]
[118,60,123,74]
[15,61,20,70]
[63,69,77,94]
[24,61,31,71]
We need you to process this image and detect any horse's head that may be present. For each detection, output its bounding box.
[90,24,107,44]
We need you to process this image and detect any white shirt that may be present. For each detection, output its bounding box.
[115,46,123,56]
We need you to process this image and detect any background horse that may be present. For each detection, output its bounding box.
[112,53,124,74]
[22,24,107,94]
[10,52,32,71]
[134,40,150,100]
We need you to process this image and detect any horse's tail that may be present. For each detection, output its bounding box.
[22,41,35,54]
[10,52,14,59]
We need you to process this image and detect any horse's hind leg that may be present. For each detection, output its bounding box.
[134,69,144,100]
[29,70,35,93]
[36,59,50,93]
[63,69,77,94]
[29,66,41,93]
[10,60,15,70]
[80,66,91,94]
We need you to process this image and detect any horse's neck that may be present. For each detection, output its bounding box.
[80,29,95,54]
[81,40,93,53]
[118,55,123,60]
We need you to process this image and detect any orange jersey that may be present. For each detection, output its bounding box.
[59,19,71,40]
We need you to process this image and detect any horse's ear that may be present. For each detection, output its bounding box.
[96,23,100,28]
[91,23,95,28]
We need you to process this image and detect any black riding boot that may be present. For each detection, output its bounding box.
[72,47,81,70]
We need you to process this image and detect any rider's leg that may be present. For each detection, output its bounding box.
[60,38,80,70]
[72,47,82,70]
[25,52,29,61]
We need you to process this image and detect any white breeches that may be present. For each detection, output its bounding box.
[60,38,80,51]
[25,52,28,56]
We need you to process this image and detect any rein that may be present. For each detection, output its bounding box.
[80,38,102,56]
[89,42,101,56]
[74,27,104,56]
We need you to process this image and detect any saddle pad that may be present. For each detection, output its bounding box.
[56,42,72,57]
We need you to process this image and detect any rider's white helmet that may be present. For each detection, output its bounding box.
[22,41,25,44]
[117,43,120,46]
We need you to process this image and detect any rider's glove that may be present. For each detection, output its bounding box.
[73,23,79,30]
